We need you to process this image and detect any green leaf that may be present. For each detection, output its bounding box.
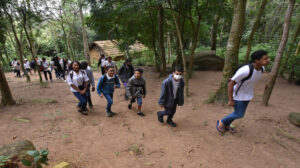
[34,155,41,164]
[21,159,32,166]
[27,150,39,157]
[39,149,49,156]
[0,163,5,166]
[37,163,42,168]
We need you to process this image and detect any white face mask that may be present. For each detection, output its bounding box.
[173,74,182,80]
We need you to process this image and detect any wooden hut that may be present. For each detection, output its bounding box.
[89,40,147,61]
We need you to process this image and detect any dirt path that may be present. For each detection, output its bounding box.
[0,67,300,168]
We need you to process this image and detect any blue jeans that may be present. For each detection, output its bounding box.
[221,100,250,126]
[131,97,142,105]
[104,93,113,111]
[73,92,87,110]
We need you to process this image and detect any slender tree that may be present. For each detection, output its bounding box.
[208,0,247,104]
[211,14,220,51]
[262,0,295,106]
[158,4,167,76]
[244,0,268,63]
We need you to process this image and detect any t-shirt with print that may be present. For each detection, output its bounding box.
[67,70,89,92]
[231,65,264,101]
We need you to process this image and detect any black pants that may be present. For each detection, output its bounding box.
[86,84,93,106]
[43,70,52,81]
[158,103,177,121]
[101,67,105,75]
[15,69,21,77]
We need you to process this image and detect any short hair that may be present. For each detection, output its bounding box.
[42,57,46,61]
[106,66,114,71]
[125,58,131,63]
[135,68,143,74]
[107,56,112,59]
[81,61,88,70]
[174,66,184,73]
[251,50,268,63]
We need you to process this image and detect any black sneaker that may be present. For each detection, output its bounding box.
[89,104,93,108]
[167,120,177,127]
[128,104,132,109]
[137,112,145,117]
[157,112,164,123]
[106,110,112,117]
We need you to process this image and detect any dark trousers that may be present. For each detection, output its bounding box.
[158,103,177,121]
[86,85,93,106]
[101,67,105,75]
[73,92,87,110]
[58,70,65,80]
[43,70,52,81]
[15,69,21,77]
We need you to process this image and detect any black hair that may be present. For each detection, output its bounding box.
[135,68,143,74]
[69,61,82,70]
[174,66,184,73]
[101,54,105,57]
[125,58,131,63]
[81,61,88,70]
[42,57,46,61]
[251,50,268,63]
[105,66,114,71]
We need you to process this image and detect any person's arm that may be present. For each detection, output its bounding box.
[96,76,104,96]
[227,80,236,106]
[89,70,95,89]
[118,65,123,76]
[126,79,132,98]
[98,59,101,68]
[158,81,167,107]
[143,79,146,98]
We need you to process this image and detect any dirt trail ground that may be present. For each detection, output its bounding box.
[1,67,300,168]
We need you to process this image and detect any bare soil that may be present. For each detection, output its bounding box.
[1,67,300,168]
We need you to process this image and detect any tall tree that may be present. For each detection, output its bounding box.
[262,0,295,106]
[211,14,220,51]
[78,0,91,65]
[244,0,268,63]
[158,4,167,76]
[208,0,247,104]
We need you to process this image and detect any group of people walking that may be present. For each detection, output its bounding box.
[68,50,269,131]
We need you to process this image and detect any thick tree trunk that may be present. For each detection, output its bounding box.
[79,2,91,65]
[158,4,166,76]
[0,63,15,107]
[209,0,247,104]
[167,32,171,64]
[262,0,295,106]
[244,0,268,63]
[280,20,300,76]
[211,14,220,51]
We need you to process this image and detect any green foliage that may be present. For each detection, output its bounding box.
[0,156,11,167]
[21,149,49,168]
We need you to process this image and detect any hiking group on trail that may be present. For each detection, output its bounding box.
[10,49,270,131]
[66,50,270,131]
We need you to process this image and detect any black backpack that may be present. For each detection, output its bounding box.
[230,63,263,95]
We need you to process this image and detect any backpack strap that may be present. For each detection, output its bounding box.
[235,64,254,95]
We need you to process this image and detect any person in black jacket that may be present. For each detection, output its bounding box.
[157,67,184,127]
[118,58,134,100]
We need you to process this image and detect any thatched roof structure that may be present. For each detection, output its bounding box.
[89,40,147,61]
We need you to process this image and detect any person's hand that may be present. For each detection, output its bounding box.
[92,87,95,92]
[143,95,146,98]
[100,94,104,98]
[114,85,118,89]
[80,90,86,95]
[159,104,164,109]
[228,100,234,107]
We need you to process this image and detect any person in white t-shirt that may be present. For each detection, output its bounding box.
[103,56,118,73]
[67,61,90,115]
[24,59,32,75]
[42,58,53,81]
[98,54,107,75]
[216,50,270,134]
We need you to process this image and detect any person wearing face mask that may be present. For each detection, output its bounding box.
[157,67,185,127]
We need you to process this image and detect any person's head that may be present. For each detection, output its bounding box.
[107,56,112,62]
[24,59,27,62]
[106,66,115,77]
[134,68,143,79]
[14,58,17,61]
[81,61,88,70]
[42,57,46,62]
[70,61,81,72]
[101,54,105,58]
[251,50,270,66]
[173,66,183,81]
[125,58,132,66]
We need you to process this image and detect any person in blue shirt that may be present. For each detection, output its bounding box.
[97,66,120,117]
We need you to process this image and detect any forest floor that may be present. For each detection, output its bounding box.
[0,67,300,168]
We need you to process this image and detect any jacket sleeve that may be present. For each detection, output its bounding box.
[118,65,123,76]
[126,78,132,98]
[143,79,147,96]
[96,76,104,95]
[115,75,121,88]
[89,70,95,87]
[158,81,166,105]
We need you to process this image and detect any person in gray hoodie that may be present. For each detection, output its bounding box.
[81,61,95,108]
[126,68,146,116]
[157,67,184,127]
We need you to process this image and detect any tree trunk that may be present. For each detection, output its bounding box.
[288,41,300,83]
[262,0,295,106]
[209,0,247,105]
[0,62,15,107]
[244,0,268,63]
[5,11,30,82]
[280,20,300,76]
[211,14,220,51]
[167,32,171,64]
[79,1,91,65]
[158,4,166,76]
[168,0,189,96]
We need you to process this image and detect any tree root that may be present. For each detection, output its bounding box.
[274,126,300,145]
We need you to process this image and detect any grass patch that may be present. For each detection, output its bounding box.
[32,99,57,105]
[128,144,142,156]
